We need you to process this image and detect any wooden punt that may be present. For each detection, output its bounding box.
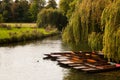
[44,53,71,60]
[43,51,103,59]
[43,51,120,73]
[43,52,73,59]
[82,65,120,73]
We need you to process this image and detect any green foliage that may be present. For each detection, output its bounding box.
[29,0,39,22]
[46,0,57,9]
[0,0,46,22]
[88,32,103,51]
[66,0,78,18]
[0,1,12,22]
[37,8,67,31]
[59,0,78,18]
[29,0,46,22]
[101,0,120,62]
[11,0,30,22]
[0,14,4,22]
[63,0,110,44]
[62,24,74,43]
[63,0,120,61]
[59,0,72,15]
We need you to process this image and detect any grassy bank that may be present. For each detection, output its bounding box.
[0,24,59,44]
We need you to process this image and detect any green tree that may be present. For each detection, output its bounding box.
[29,0,46,21]
[62,0,120,62]
[37,8,67,31]
[101,0,120,62]
[17,0,30,22]
[62,0,110,46]
[59,0,77,18]
[29,0,39,21]
[46,0,57,9]
[10,0,30,22]
[0,0,12,22]
[11,0,19,21]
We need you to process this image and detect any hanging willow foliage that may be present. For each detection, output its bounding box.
[88,32,103,51]
[62,0,110,45]
[62,24,75,43]
[101,0,120,62]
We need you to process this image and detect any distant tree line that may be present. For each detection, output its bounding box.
[0,0,58,22]
[0,0,67,31]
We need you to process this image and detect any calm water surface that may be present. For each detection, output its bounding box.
[0,36,120,80]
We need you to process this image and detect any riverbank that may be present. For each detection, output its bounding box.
[0,24,59,44]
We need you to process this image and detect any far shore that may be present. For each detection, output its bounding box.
[0,23,60,44]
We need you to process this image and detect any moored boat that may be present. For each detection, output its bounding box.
[43,51,120,73]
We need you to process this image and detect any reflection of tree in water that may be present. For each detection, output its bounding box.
[63,69,120,80]
[61,42,71,51]
[0,35,61,47]
[64,41,91,52]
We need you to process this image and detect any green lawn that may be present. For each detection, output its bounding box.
[0,23,58,44]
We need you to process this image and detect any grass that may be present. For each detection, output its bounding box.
[0,23,59,44]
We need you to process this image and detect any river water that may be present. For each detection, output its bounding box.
[0,36,120,80]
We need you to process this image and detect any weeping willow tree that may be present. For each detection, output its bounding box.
[62,0,110,45]
[101,0,120,62]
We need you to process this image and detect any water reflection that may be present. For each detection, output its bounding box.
[65,42,91,51]
[0,35,62,47]
[64,69,120,80]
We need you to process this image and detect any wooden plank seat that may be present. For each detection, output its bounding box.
[50,54,62,57]
[59,61,74,64]
[68,63,83,67]
[57,58,69,61]
[73,66,90,69]
[84,63,96,68]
